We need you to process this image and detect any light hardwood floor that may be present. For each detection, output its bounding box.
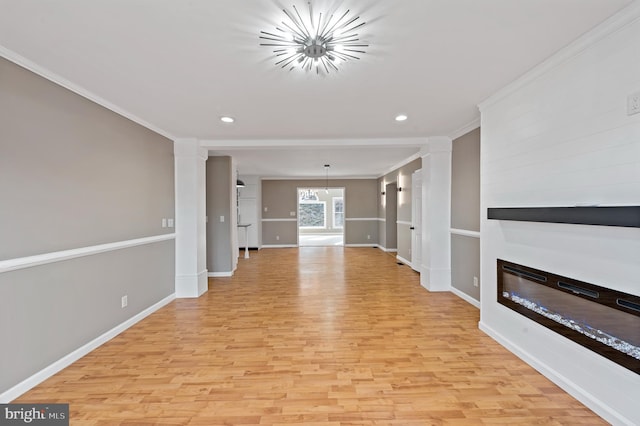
[16,247,605,425]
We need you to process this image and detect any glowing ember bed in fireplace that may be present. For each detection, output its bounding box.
[497,259,640,374]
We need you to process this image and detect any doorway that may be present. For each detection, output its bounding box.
[297,187,345,246]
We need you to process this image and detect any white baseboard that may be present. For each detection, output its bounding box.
[420,266,451,292]
[208,271,233,277]
[478,321,631,426]
[450,286,480,308]
[261,244,298,248]
[376,245,397,253]
[0,293,175,403]
[345,244,377,248]
[176,269,208,298]
[395,255,412,267]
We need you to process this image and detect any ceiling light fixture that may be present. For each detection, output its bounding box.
[220,116,235,123]
[395,114,408,122]
[259,2,368,74]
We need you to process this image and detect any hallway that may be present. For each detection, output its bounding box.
[16,248,603,424]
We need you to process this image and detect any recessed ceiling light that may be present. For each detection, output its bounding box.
[220,116,235,123]
[395,114,408,122]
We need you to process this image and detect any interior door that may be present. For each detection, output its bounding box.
[411,170,422,272]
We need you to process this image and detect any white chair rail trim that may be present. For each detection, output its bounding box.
[0,233,176,274]
[450,228,480,238]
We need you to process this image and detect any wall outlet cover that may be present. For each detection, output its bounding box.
[628,91,640,115]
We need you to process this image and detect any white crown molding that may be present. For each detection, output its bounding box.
[478,1,640,111]
[0,234,176,274]
[378,152,423,178]
[0,293,175,403]
[449,117,481,141]
[201,137,428,149]
[260,175,379,180]
[0,45,175,140]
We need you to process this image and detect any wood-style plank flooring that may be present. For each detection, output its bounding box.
[16,247,605,425]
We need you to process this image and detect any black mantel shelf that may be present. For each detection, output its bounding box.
[487,206,640,228]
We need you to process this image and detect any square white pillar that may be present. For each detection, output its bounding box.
[174,138,208,298]
[421,136,452,291]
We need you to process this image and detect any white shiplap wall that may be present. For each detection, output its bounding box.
[479,4,640,425]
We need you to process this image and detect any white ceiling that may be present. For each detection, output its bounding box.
[0,0,633,177]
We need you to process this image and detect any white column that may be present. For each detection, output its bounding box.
[420,136,452,291]
[174,138,208,298]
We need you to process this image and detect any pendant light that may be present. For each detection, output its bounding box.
[324,164,330,194]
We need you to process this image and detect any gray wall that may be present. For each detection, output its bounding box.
[378,158,422,258]
[450,127,480,301]
[206,156,234,273]
[262,179,378,246]
[0,58,175,395]
[0,59,175,259]
[0,242,174,394]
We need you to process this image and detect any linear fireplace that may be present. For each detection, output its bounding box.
[497,259,640,374]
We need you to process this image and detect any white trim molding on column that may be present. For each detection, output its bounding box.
[174,138,208,298]
[420,136,452,292]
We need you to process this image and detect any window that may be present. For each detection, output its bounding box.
[299,201,326,228]
[333,197,344,229]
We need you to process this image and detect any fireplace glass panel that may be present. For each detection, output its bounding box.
[497,260,640,373]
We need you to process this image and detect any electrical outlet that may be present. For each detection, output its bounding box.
[473,276,479,287]
[220,215,225,222]
[276,235,280,241]
[264,207,268,212]
[167,218,174,227]
[628,91,640,115]
[290,211,296,217]
[121,295,128,308]
[367,235,371,240]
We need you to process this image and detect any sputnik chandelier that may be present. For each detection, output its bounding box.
[259,1,368,74]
